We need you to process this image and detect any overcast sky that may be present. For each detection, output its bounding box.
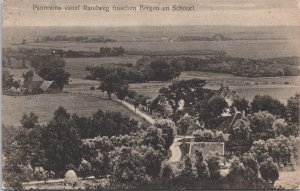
[3,0,300,26]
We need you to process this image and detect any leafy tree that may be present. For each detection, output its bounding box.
[286,94,299,123]
[273,118,288,136]
[227,157,245,186]
[259,158,279,185]
[180,155,194,178]
[154,119,176,150]
[115,84,129,102]
[141,146,164,179]
[111,146,146,184]
[90,110,139,138]
[20,112,39,129]
[127,90,137,99]
[78,159,92,178]
[233,97,249,114]
[148,59,180,81]
[282,124,299,137]
[2,128,37,189]
[227,118,252,156]
[53,106,70,123]
[2,70,14,89]
[195,150,209,181]
[142,126,165,150]
[206,154,221,182]
[12,80,21,89]
[40,107,81,176]
[251,95,286,118]
[22,70,34,82]
[208,95,229,117]
[242,154,258,176]
[160,161,174,181]
[31,55,70,89]
[159,79,207,114]
[81,136,113,177]
[99,72,122,99]
[250,111,276,141]
[177,115,193,135]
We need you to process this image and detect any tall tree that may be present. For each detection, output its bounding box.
[115,84,129,103]
[31,55,70,89]
[259,158,279,185]
[232,97,249,114]
[251,95,286,118]
[154,119,176,150]
[250,111,276,141]
[40,107,81,176]
[159,79,207,115]
[286,94,299,124]
[99,72,122,99]
[20,112,39,129]
[195,150,209,181]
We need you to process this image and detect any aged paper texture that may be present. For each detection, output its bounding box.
[2,0,300,190]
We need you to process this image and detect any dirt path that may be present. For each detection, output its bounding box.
[113,99,155,124]
[275,169,300,189]
[168,138,183,163]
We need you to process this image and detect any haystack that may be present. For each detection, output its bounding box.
[64,170,78,185]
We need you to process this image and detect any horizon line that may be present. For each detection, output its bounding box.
[4,24,300,28]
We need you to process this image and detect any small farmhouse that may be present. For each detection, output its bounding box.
[22,73,61,94]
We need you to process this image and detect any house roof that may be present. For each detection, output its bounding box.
[31,73,44,82]
[22,72,44,88]
[216,112,243,133]
[217,84,238,100]
[40,81,55,92]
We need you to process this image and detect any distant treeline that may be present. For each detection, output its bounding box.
[137,56,300,77]
[87,55,299,83]
[177,34,232,41]
[127,49,226,56]
[54,47,125,57]
[38,35,117,43]
[2,47,126,69]
[87,57,181,82]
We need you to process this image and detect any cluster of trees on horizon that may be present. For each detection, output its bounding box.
[137,56,300,78]
[36,35,117,43]
[177,34,232,41]
[87,55,299,86]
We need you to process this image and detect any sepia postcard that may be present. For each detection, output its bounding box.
[1,0,300,190]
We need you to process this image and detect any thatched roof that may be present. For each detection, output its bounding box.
[22,72,44,89]
[40,80,54,92]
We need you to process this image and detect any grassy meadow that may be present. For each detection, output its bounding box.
[2,93,143,126]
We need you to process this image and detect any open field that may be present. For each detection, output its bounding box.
[129,71,300,104]
[16,38,300,59]
[2,93,143,126]
[64,55,142,79]
[4,26,299,58]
